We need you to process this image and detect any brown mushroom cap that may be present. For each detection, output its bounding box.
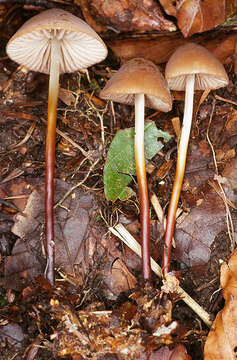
[100,58,172,112]
[6,8,107,74]
[165,43,229,91]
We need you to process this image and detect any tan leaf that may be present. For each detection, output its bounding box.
[204,248,237,359]
[160,0,237,38]
[85,0,176,33]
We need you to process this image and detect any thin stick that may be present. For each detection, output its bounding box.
[163,74,195,275]
[150,193,165,226]
[45,38,60,285]
[54,158,99,210]
[109,223,212,327]
[134,94,151,280]
[41,117,91,158]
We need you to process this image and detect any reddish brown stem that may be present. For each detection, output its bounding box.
[162,75,195,275]
[137,164,151,280]
[44,38,60,285]
[135,93,151,280]
[162,165,184,275]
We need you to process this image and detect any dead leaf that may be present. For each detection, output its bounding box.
[83,0,176,33]
[175,188,226,268]
[213,33,237,64]
[225,108,237,136]
[3,178,138,295]
[0,322,24,349]
[4,237,44,291]
[222,156,237,193]
[160,0,237,37]
[59,88,76,106]
[108,32,236,66]
[174,153,237,269]
[159,0,177,17]
[149,344,192,359]
[103,258,137,299]
[3,179,98,290]
[156,160,174,180]
[204,248,237,359]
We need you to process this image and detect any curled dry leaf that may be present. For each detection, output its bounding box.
[160,0,237,37]
[204,248,237,359]
[103,258,137,299]
[83,0,176,33]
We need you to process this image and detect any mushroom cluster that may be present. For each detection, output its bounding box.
[6,7,229,286]
[101,44,229,281]
[6,8,108,285]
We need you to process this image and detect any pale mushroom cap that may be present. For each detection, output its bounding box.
[165,43,229,91]
[6,8,108,74]
[100,58,172,112]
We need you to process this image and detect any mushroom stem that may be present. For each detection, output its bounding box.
[134,93,151,281]
[163,74,195,275]
[45,37,61,285]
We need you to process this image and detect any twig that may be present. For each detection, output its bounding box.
[208,179,237,210]
[214,93,237,106]
[84,97,108,146]
[40,117,92,159]
[0,197,18,210]
[150,193,165,227]
[8,120,37,150]
[109,223,212,327]
[54,158,100,210]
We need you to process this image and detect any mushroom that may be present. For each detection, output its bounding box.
[163,43,229,275]
[100,58,172,281]
[6,8,107,285]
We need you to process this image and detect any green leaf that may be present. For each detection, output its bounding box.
[104,121,172,201]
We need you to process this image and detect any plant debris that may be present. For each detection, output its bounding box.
[0,1,236,359]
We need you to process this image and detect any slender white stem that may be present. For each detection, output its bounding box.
[48,38,61,101]
[135,94,145,174]
[177,74,195,173]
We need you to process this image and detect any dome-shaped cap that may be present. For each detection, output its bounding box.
[100,58,172,113]
[165,43,229,91]
[6,8,108,74]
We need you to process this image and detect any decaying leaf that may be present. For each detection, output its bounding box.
[51,289,191,359]
[3,179,98,290]
[1,178,140,296]
[108,32,237,66]
[204,248,237,359]
[0,322,24,350]
[103,258,137,299]
[149,344,192,359]
[81,0,176,33]
[58,88,76,106]
[159,0,178,17]
[226,108,237,137]
[160,0,237,37]
[173,148,237,269]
